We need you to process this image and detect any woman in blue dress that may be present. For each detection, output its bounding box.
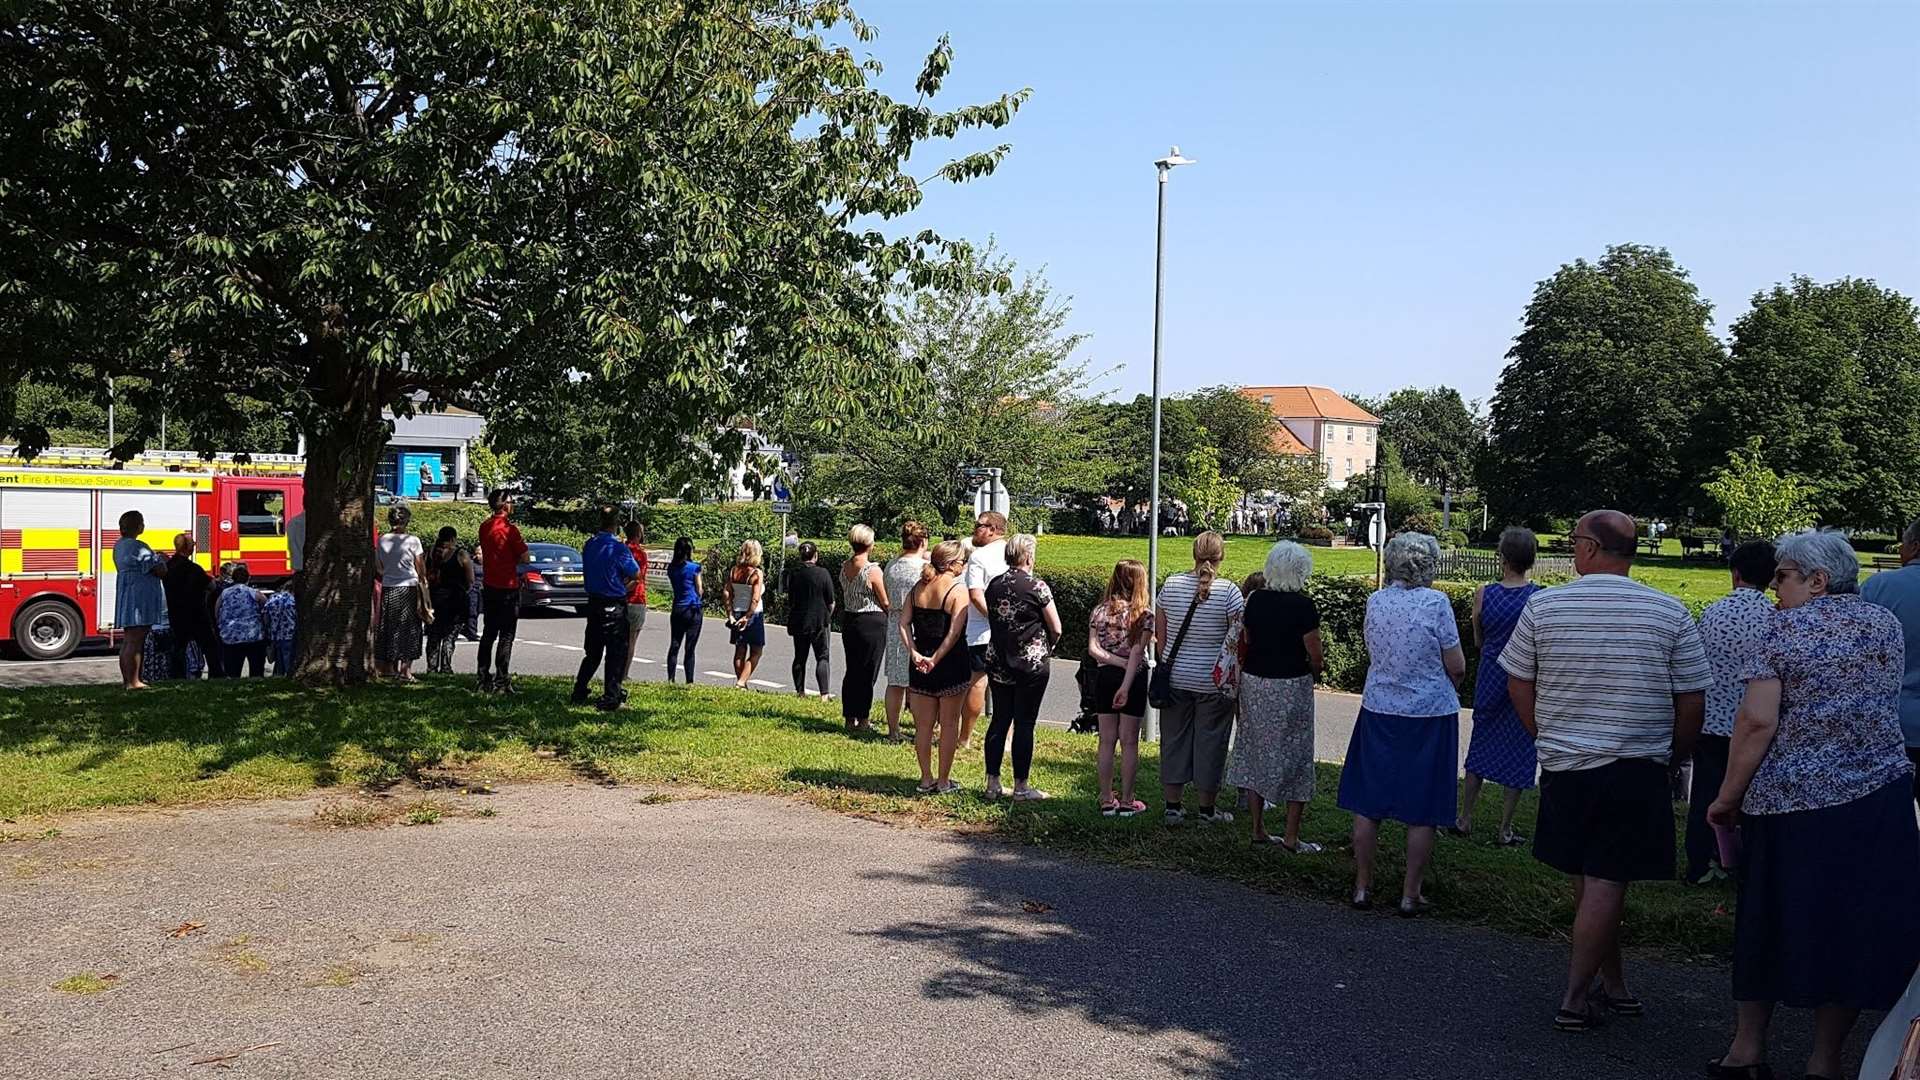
[1454,527,1542,845]
[112,510,168,690]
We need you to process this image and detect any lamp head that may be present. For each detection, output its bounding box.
[1155,145,1196,170]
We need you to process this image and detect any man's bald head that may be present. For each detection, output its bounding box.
[1577,510,1638,560]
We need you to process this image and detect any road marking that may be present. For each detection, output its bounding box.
[631,657,657,664]
[748,679,784,689]
[701,670,735,679]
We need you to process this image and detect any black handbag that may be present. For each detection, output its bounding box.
[1147,587,1204,710]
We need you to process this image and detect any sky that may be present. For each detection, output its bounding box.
[853,0,1920,406]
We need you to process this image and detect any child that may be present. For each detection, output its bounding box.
[264,586,297,676]
[1087,559,1151,816]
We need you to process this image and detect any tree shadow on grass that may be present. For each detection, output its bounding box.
[853,840,1847,1080]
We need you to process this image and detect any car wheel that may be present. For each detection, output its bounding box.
[14,599,83,661]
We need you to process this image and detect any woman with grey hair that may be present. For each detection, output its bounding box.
[1704,529,1919,1080]
[374,504,427,681]
[1337,531,1466,915]
[1226,541,1325,852]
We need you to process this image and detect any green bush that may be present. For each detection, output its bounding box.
[640,502,780,545]
[1442,529,1470,550]
[1298,525,1333,546]
[1846,532,1898,554]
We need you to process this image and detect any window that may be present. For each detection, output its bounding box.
[1346,425,1354,442]
[236,489,286,537]
[1365,427,1374,443]
[1324,459,1333,479]
[1259,395,1272,407]
[1345,458,1353,477]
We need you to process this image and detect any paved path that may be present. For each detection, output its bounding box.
[0,611,1472,766]
[0,784,1850,1079]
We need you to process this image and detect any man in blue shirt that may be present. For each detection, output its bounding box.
[572,506,641,711]
[1863,516,1920,806]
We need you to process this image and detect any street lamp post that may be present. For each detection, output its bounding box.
[1146,145,1194,742]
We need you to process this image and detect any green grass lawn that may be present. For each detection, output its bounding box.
[0,678,1734,958]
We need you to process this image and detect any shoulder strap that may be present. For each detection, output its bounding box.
[1162,580,1205,666]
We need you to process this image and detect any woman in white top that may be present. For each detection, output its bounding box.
[1153,531,1245,825]
[374,504,428,681]
[880,521,930,743]
[1335,531,1466,916]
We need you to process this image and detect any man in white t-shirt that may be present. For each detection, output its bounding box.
[1501,509,1710,1033]
[961,511,1009,748]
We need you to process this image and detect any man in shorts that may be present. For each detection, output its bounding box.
[1501,509,1710,1033]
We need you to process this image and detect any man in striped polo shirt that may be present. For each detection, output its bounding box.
[1500,510,1711,1033]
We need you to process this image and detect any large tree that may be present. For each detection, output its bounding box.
[1481,244,1726,523]
[1,1,1024,682]
[1373,385,1484,492]
[1693,277,1920,530]
[800,250,1107,526]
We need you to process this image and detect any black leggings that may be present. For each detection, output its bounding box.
[986,670,1050,782]
[840,611,886,723]
[222,639,267,678]
[667,605,703,683]
[792,627,830,695]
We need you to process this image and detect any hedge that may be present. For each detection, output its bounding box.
[684,537,1499,705]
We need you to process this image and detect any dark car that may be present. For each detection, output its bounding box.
[471,542,591,615]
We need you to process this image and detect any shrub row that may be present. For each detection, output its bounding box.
[686,538,1497,705]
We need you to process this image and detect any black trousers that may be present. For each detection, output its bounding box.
[221,639,267,678]
[986,670,1050,782]
[168,619,223,680]
[792,627,830,695]
[667,605,703,682]
[840,611,887,723]
[573,596,630,703]
[477,586,520,678]
[1910,746,1920,808]
[1684,733,1732,880]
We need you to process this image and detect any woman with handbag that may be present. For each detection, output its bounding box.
[1153,531,1244,826]
[1088,559,1151,816]
[1227,541,1326,853]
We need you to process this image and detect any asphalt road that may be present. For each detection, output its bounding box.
[0,608,1473,767]
[0,784,1851,1080]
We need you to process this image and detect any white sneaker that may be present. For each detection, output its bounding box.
[1199,809,1235,824]
[1162,808,1187,826]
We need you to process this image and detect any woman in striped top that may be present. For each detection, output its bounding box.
[1153,531,1244,826]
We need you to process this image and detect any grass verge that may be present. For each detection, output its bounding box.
[0,678,1734,957]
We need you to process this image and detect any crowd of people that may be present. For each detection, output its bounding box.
[108,489,1920,1071]
[109,510,301,687]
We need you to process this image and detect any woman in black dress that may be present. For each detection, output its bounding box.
[903,540,970,795]
[425,527,473,674]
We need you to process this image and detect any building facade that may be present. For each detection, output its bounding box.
[1239,385,1382,486]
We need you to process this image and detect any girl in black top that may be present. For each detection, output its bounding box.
[425,527,474,674]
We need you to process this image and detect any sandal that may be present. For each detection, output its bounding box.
[1398,895,1433,918]
[1115,799,1147,818]
[1100,798,1120,817]
[1281,840,1325,854]
[934,780,963,795]
[915,781,939,795]
[1590,986,1644,1016]
[1498,829,1528,847]
[983,780,1004,800]
[1553,1006,1604,1033]
[1349,890,1372,911]
[1012,787,1051,802]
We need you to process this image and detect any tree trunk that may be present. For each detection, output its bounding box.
[293,374,388,687]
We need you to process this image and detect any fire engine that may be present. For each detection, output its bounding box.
[0,447,305,660]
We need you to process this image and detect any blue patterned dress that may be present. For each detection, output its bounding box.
[1464,582,1541,789]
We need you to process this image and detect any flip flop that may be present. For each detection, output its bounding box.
[1011,788,1051,802]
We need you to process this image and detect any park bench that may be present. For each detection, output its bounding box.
[1871,554,1902,571]
[1679,535,1718,560]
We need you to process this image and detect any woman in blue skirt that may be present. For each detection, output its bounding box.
[1453,527,1541,845]
[1705,530,1920,1080]
[1338,532,1466,917]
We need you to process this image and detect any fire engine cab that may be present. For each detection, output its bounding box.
[0,447,304,660]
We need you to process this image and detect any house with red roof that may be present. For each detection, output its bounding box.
[1237,386,1382,486]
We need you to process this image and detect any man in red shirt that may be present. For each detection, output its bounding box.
[621,520,650,681]
[476,489,530,693]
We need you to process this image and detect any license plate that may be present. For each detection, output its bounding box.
[557,573,582,584]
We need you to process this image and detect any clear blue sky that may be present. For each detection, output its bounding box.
[857,0,1920,406]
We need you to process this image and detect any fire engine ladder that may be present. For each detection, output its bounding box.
[0,446,305,476]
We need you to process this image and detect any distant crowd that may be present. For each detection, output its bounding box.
[106,489,1920,1074]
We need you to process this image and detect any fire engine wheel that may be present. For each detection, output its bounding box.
[13,599,83,661]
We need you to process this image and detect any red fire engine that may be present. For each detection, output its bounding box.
[0,448,304,660]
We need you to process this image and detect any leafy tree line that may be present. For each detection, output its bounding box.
[2,0,1027,683]
[1483,244,1920,532]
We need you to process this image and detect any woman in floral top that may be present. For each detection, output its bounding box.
[983,534,1061,801]
[1706,530,1919,1080]
[1089,559,1151,816]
